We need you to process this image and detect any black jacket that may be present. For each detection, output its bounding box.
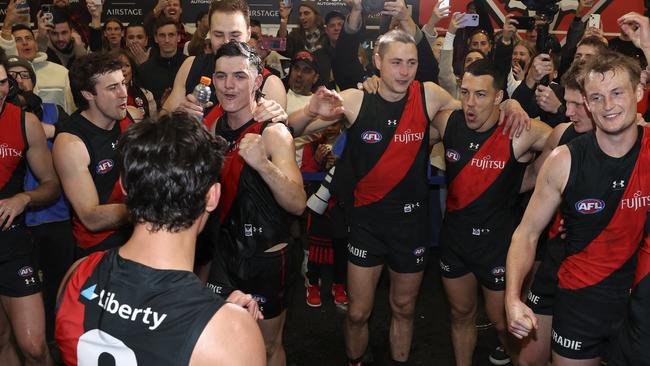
[138,49,187,105]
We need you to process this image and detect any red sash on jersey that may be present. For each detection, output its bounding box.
[353,81,427,207]
[55,250,108,366]
[0,103,25,190]
[558,130,650,290]
[548,211,563,240]
[446,124,509,212]
[218,122,264,223]
[203,104,225,132]
[635,236,650,289]
[73,116,132,249]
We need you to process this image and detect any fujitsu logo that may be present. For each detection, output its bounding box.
[470,155,505,170]
[0,143,22,159]
[393,129,424,144]
[620,191,650,211]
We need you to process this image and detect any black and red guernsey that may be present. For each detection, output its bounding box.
[203,108,290,267]
[339,80,430,209]
[558,127,650,291]
[55,249,224,366]
[443,110,526,227]
[56,112,133,249]
[0,102,26,208]
[0,102,27,257]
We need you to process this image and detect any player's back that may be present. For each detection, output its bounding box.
[56,249,225,366]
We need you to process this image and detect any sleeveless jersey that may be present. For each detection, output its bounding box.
[547,123,585,240]
[0,102,27,204]
[443,110,526,230]
[558,127,650,290]
[24,103,70,226]
[186,54,274,115]
[338,81,430,211]
[57,112,133,249]
[204,109,291,278]
[55,249,224,366]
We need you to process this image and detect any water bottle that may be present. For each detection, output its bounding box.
[192,76,212,121]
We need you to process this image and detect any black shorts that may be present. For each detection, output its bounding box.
[0,225,42,297]
[551,286,629,359]
[438,222,510,291]
[207,243,299,319]
[527,237,566,315]
[347,204,429,273]
[609,275,650,366]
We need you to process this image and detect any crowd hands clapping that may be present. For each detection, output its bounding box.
[1,0,650,365]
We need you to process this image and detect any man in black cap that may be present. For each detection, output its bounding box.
[287,50,320,115]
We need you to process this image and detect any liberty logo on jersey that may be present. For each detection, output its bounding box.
[96,159,114,174]
[575,199,605,214]
[361,131,382,144]
[80,284,168,330]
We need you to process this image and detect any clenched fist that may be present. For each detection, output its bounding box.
[238,133,269,171]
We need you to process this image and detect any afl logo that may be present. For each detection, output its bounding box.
[491,266,505,276]
[18,266,34,278]
[361,131,382,143]
[446,149,460,162]
[575,199,605,214]
[96,159,114,174]
[413,247,426,257]
[253,295,267,304]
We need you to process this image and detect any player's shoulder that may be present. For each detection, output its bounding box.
[189,304,265,366]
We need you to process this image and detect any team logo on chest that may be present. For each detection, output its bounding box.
[361,131,382,144]
[612,180,626,190]
[96,159,114,174]
[445,149,460,162]
[575,199,605,214]
[387,119,398,127]
[468,142,480,151]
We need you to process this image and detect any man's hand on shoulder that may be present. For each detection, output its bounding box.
[499,99,531,138]
[253,97,287,124]
[226,290,263,321]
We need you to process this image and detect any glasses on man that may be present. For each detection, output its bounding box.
[8,71,31,80]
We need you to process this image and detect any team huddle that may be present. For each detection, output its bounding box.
[1,0,650,365]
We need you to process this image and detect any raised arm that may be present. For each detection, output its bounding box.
[52,133,128,232]
[238,124,306,216]
[288,86,348,136]
[505,146,569,340]
[160,56,194,115]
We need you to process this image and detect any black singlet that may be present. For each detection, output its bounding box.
[56,248,224,366]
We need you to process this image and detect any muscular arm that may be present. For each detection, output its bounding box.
[161,56,195,114]
[505,147,569,338]
[1,113,60,228]
[52,133,128,232]
[240,124,306,216]
[425,81,461,140]
[288,88,361,136]
[512,118,552,161]
[23,113,60,206]
[520,122,570,192]
[189,304,266,366]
